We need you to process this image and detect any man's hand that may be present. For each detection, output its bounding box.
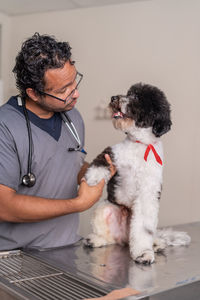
[78,154,116,185]
[76,178,105,212]
[75,153,116,212]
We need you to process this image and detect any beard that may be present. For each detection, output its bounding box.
[38,96,77,113]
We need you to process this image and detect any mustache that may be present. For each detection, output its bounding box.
[65,97,77,107]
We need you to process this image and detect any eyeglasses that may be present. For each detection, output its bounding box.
[38,72,83,104]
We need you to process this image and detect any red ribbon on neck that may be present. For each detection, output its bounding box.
[136,141,162,165]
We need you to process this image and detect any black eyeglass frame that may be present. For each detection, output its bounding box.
[37,72,83,104]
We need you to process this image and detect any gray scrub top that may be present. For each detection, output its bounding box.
[0,96,86,250]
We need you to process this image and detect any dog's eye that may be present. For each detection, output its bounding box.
[121,99,128,104]
[127,92,139,101]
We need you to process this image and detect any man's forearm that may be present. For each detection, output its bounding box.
[0,187,80,223]
[0,178,104,223]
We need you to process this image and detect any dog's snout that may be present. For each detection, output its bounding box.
[111,96,119,103]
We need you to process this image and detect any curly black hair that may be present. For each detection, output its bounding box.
[13,32,72,100]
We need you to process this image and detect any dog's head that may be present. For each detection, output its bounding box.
[109,83,172,137]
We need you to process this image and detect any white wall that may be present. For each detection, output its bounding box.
[3,0,200,236]
[0,12,11,104]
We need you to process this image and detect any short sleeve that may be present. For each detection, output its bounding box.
[0,123,21,191]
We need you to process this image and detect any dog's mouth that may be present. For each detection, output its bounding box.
[110,95,130,120]
[112,111,124,119]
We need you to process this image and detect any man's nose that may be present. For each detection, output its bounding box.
[111,96,119,103]
[73,88,79,98]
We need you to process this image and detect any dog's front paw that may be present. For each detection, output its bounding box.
[85,166,110,186]
[83,234,109,248]
[134,250,155,265]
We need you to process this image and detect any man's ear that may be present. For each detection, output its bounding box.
[26,88,39,102]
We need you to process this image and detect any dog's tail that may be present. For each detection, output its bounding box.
[156,228,191,247]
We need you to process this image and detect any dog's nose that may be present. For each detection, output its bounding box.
[111,96,119,103]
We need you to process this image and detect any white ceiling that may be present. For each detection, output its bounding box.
[0,0,147,16]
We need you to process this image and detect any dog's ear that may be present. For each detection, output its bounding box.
[152,119,172,137]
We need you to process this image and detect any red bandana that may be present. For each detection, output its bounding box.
[136,141,163,165]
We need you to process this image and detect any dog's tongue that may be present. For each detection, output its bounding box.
[113,111,123,119]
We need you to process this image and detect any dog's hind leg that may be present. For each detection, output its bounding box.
[83,202,129,248]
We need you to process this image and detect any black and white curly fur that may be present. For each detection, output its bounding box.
[84,83,191,264]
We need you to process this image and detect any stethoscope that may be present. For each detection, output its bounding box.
[60,112,82,152]
[20,97,86,188]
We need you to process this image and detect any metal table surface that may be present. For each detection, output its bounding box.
[27,222,200,299]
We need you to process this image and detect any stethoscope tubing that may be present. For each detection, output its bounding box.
[60,112,81,149]
[21,98,84,187]
[22,98,33,175]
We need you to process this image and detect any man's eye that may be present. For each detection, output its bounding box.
[58,87,69,94]
[59,90,66,94]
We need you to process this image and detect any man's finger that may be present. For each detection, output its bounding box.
[105,154,112,165]
[105,154,116,177]
[97,178,105,187]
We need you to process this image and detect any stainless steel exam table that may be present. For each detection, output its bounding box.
[0,222,200,299]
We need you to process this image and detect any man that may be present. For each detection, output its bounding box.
[0,33,113,250]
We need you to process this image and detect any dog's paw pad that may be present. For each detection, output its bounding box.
[153,238,167,253]
[83,238,94,248]
[153,244,166,253]
[135,250,154,265]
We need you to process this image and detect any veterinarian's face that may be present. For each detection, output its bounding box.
[29,61,81,113]
[109,95,134,131]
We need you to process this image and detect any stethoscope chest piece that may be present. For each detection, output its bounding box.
[22,173,36,187]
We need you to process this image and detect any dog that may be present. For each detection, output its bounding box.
[84,83,191,264]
